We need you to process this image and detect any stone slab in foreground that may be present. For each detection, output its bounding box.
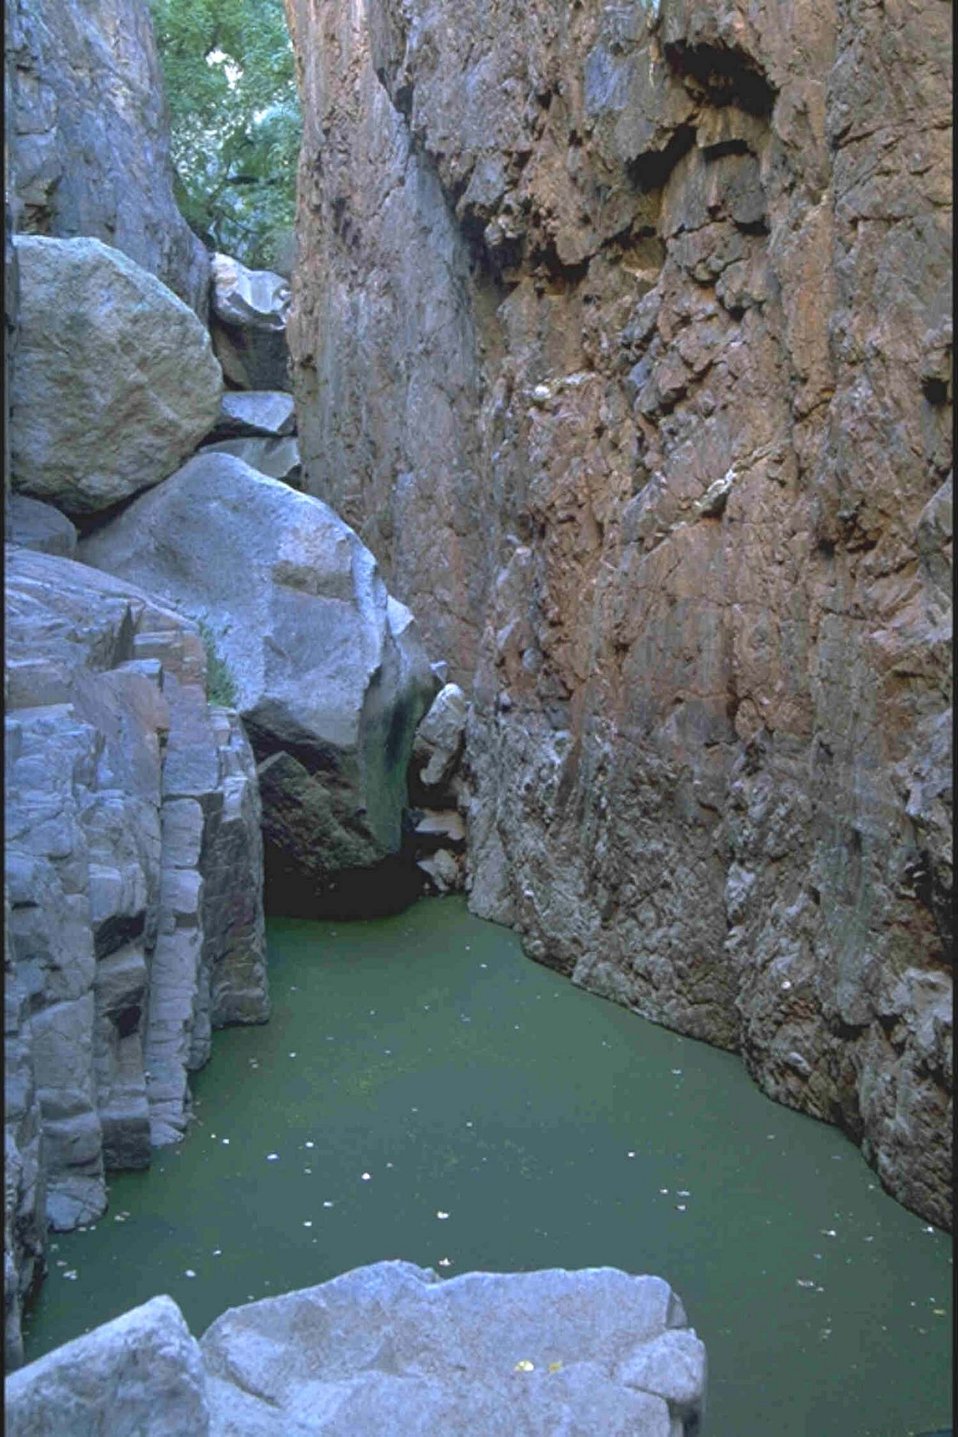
[200,1260,706,1435]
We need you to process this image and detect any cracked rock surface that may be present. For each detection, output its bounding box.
[4,548,268,1357]
[285,0,952,1225]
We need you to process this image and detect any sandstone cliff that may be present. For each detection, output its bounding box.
[285,0,953,1226]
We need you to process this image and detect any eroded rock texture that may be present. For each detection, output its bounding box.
[4,547,268,1351]
[6,0,209,318]
[285,0,953,1225]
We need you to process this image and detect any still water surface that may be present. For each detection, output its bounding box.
[24,898,952,1435]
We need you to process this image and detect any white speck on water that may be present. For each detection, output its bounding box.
[386,1162,394,1169]
[660,1188,669,1195]
[924,1226,935,1233]
[465,945,471,951]
[184,1270,196,1278]
[797,1279,815,1288]
[675,1204,687,1212]
[288,1052,297,1059]
[436,1211,450,1220]
[361,1172,372,1181]
[627,1152,636,1159]
[113,1214,126,1222]
[305,1141,315,1149]
[821,1229,837,1237]
[304,1168,312,1174]
[480,963,487,969]
[212,1249,222,1256]
[864,1236,874,1243]
[55,1260,66,1268]
[671,1069,682,1076]
[439,1258,452,1267]
[411,1107,419,1113]
[303,1221,313,1228]
[323,1201,335,1208]
[466,1122,473,1128]
[677,1189,690,1197]
[211,1134,217,1140]
[267,1153,279,1161]
[222,1138,230,1145]
[63,1270,78,1281]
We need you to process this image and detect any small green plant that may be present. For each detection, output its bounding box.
[198,621,238,707]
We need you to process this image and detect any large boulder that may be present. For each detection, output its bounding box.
[200,1260,707,1435]
[6,0,209,319]
[79,454,438,913]
[7,494,77,557]
[9,236,221,518]
[211,391,296,440]
[4,1295,209,1436]
[210,253,292,392]
[4,547,267,1345]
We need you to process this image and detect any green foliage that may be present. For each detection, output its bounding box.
[198,622,238,708]
[150,0,300,270]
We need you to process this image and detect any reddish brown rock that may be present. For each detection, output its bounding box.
[284,0,952,1227]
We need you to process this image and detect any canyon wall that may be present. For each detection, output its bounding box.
[285,0,953,1227]
[6,0,208,317]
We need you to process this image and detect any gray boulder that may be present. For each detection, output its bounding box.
[410,682,468,802]
[7,494,77,556]
[5,547,267,1342]
[79,454,437,912]
[210,253,291,392]
[4,1295,210,1436]
[10,236,221,517]
[200,1260,707,1435]
[212,391,296,439]
[201,436,302,487]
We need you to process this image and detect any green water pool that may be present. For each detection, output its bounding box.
[22,897,953,1435]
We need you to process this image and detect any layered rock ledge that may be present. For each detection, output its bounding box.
[4,547,268,1363]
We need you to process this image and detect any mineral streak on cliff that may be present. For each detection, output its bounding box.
[284,0,953,1227]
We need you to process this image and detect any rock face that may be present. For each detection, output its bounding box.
[6,0,209,319]
[285,0,953,1224]
[201,1261,706,1436]
[5,1264,704,1435]
[4,1295,210,1437]
[10,237,222,518]
[210,253,292,392]
[7,495,77,558]
[79,453,437,913]
[4,547,268,1346]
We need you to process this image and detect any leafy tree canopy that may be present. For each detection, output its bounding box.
[150,0,300,271]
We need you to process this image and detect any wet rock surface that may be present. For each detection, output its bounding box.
[4,548,268,1348]
[286,0,953,1224]
[10,237,221,518]
[6,0,209,319]
[79,453,437,914]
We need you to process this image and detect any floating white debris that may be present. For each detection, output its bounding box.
[267,1153,279,1161]
[627,1152,636,1159]
[288,1052,297,1058]
[438,1258,452,1268]
[212,1249,222,1256]
[184,1270,196,1278]
[436,1211,450,1220]
[821,1229,837,1237]
[514,1359,535,1372]
[797,1279,815,1288]
[671,1069,682,1076]
[924,1226,935,1233]
[323,1201,335,1208]
[305,1141,315,1149]
[386,1162,394,1169]
[63,1270,78,1281]
[660,1188,669,1195]
[677,1189,690,1197]
[304,1168,312,1174]
[222,1138,230,1145]
[113,1214,126,1222]
[480,963,488,969]
[361,1172,372,1181]
[303,1221,313,1228]
[675,1204,687,1212]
